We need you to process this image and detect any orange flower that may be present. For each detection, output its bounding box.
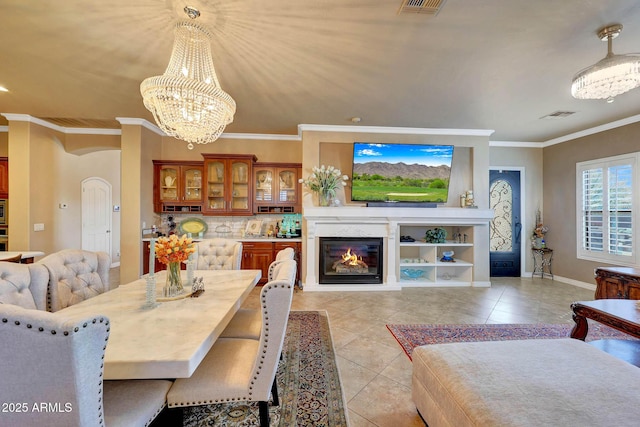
[152,234,195,265]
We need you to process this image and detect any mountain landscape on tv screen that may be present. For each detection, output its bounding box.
[353,162,451,180]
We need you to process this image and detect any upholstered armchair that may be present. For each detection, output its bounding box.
[0,303,172,427]
[195,238,243,270]
[220,259,297,340]
[38,249,111,312]
[167,269,296,427]
[0,263,48,310]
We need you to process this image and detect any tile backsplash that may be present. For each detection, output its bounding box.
[156,214,299,238]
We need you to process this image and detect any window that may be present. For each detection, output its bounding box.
[577,153,638,266]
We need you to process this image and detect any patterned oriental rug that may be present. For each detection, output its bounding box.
[183,311,349,426]
[387,322,637,361]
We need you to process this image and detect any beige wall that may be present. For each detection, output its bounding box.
[6,121,121,261]
[300,129,487,208]
[160,135,301,163]
[543,121,640,284]
[489,146,543,273]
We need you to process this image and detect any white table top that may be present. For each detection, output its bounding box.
[58,269,261,380]
[0,251,45,260]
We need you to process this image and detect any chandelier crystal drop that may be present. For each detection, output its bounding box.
[571,24,640,102]
[140,7,235,149]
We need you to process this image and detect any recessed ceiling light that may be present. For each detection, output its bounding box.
[0,86,8,92]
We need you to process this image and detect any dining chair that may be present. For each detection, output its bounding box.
[194,238,243,270]
[0,262,48,310]
[219,259,297,340]
[267,247,295,281]
[0,303,172,427]
[167,272,296,427]
[38,249,111,312]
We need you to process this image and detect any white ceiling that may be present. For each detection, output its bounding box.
[1,0,640,142]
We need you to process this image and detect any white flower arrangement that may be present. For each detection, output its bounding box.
[298,165,349,200]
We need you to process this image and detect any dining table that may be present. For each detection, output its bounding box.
[58,269,261,380]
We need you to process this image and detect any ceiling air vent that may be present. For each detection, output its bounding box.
[540,111,576,120]
[398,0,447,15]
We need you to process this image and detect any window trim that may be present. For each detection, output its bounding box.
[576,152,639,267]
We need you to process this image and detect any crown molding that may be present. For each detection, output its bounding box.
[298,123,495,137]
[115,117,162,135]
[1,114,121,135]
[218,132,301,141]
[542,114,640,147]
[489,140,541,148]
[2,114,639,146]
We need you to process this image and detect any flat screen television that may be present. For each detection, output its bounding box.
[351,142,454,205]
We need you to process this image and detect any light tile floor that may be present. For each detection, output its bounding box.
[109,269,595,426]
[289,277,595,427]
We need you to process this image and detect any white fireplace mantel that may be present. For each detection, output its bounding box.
[302,206,494,291]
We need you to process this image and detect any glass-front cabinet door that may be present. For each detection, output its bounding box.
[159,166,179,202]
[183,167,203,202]
[277,168,297,203]
[153,161,204,213]
[255,167,274,203]
[231,160,250,211]
[202,154,256,215]
[206,160,226,212]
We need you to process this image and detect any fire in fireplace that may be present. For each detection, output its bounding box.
[319,237,383,284]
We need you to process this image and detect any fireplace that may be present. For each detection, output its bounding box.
[319,237,383,284]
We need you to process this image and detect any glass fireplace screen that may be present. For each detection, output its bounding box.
[319,237,383,284]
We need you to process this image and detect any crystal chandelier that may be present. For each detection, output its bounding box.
[140,6,235,149]
[571,24,640,103]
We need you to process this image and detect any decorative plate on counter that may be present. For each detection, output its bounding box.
[178,217,208,237]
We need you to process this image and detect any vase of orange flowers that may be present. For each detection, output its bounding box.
[154,234,196,297]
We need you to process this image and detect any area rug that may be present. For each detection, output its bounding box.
[183,311,348,426]
[387,322,638,360]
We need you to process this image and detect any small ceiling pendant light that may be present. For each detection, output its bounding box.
[140,6,236,149]
[571,24,640,102]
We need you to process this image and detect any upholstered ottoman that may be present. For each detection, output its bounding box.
[412,338,640,427]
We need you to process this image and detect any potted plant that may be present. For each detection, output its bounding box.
[425,227,447,243]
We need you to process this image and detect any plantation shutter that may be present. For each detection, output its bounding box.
[608,164,633,256]
[578,153,636,265]
[582,168,603,252]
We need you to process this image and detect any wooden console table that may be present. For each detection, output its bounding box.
[594,266,640,299]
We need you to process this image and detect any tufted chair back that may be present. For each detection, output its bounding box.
[0,303,171,427]
[195,238,242,270]
[0,303,110,425]
[0,263,49,310]
[267,247,295,281]
[38,249,111,312]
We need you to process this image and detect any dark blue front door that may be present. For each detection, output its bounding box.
[489,170,521,277]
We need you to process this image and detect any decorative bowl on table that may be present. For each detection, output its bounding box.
[401,269,425,280]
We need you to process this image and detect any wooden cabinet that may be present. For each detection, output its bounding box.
[241,240,302,285]
[254,163,301,214]
[595,267,640,299]
[153,161,203,213]
[241,242,274,284]
[202,154,256,216]
[0,157,7,197]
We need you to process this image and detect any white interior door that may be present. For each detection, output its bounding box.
[82,178,112,256]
